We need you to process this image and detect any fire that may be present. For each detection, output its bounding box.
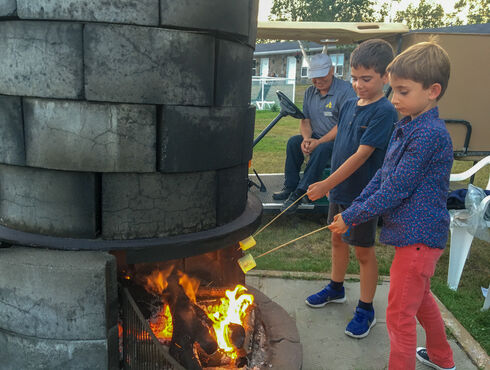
[149,304,173,342]
[206,285,254,358]
[144,269,254,358]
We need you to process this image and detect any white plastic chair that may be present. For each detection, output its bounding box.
[447,156,490,310]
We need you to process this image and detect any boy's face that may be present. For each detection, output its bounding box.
[389,74,441,120]
[350,66,387,102]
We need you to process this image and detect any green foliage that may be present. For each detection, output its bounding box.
[269,0,379,22]
[451,0,490,25]
[394,0,445,29]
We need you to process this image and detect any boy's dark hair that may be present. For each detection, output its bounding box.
[386,41,450,101]
[350,38,394,76]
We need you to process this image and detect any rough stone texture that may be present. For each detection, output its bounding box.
[160,0,251,37]
[24,98,156,172]
[0,247,117,339]
[215,39,254,107]
[0,0,16,16]
[0,330,113,370]
[217,164,248,225]
[102,171,217,239]
[0,164,97,237]
[0,95,25,166]
[0,21,83,99]
[270,339,303,370]
[159,106,252,172]
[243,106,256,163]
[248,0,260,47]
[260,300,301,343]
[17,0,158,26]
[84,24,214,105]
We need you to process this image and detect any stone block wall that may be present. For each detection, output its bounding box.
[0,0,259,240]
[0,247,118,370]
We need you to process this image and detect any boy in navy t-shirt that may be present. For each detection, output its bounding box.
[305,39,398,339]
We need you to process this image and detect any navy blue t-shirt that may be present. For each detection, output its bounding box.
[329,97,398,205]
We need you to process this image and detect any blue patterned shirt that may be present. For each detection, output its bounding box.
[342,107,453,249]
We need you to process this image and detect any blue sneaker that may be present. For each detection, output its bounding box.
[345,307,376,338]
[305,284,346,308]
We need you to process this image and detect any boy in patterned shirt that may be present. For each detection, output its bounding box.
[329,41,455,370]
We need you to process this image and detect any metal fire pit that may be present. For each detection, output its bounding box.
[121,287,185,370]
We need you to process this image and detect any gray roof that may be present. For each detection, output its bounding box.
[412,23,490,34]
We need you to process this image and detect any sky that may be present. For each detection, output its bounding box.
[258,0,460,21]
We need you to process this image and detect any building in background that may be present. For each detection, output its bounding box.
[253,41,354,84]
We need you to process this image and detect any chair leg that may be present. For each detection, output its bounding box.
[483,283,490,311]
[447,226,474,291]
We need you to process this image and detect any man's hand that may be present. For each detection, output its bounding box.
[328,214,349,234]
[307,138,321,153]
[301,138,312,155]
[307,180,330,201]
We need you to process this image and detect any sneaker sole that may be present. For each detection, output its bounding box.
[415,348,455,370]
[305,296,346,308]
[344,317,376,339]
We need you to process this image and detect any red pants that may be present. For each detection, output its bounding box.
[387,244,455,370]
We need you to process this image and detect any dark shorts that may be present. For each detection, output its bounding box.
[327,202,378,247]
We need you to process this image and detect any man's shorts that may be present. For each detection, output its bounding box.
[327,202,378,247]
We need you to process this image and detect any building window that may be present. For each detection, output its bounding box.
[330,53,344,77]
[252,59,257,76]
[301,56,309,77]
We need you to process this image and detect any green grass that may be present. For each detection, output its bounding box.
[249,107,490,354]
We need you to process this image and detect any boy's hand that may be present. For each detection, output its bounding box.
[307,180,330,201]
[328,214,349,234]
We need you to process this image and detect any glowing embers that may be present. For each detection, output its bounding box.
[138,266,255,367]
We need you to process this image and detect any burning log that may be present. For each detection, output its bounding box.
[164,273,218,370]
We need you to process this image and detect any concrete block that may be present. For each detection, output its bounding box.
[0,330,110,370]
[0,0,16,16]
[0,95,25,166]
[0,21,83,99]
[84,24,214,105]
[102,171,217,239]
[215,39,254,107]
[216,164,248,225]
[160,0,250,37]
[24,98,156,172]
[0,247,117,340]
[158,106,251,172]
[0,164,97,238]
[243,106,256,162]
[17,0,159,26]
[248,0,260,47]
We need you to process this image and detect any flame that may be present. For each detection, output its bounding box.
[144,266,173,295]
[143,269,254,359]
[206,285,254,358]
[178,271,200,304]
[149,304,173,342]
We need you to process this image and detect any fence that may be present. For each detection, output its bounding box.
[251,77,295,110]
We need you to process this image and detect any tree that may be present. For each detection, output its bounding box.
[394,0,445,29]
[449,0,490,25]
[269,0,381,22]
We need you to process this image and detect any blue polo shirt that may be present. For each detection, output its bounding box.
[329,96,398,205]
[302,77,356,137]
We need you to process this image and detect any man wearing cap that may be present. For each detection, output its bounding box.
[274,53,356,213]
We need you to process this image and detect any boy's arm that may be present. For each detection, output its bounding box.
[342,128,451,226]
[307,144,375,201]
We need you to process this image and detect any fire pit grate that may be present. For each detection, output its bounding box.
[121,287,185,370]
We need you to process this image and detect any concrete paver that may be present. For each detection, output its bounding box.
[246,275,479,370]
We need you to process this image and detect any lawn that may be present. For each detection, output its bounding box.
[249,109,490,355]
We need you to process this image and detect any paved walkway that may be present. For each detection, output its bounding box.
[246,272,486,370]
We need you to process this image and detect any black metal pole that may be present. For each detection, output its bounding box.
[253,112,286,147]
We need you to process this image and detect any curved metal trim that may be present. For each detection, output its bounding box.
[0,193,263,260]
